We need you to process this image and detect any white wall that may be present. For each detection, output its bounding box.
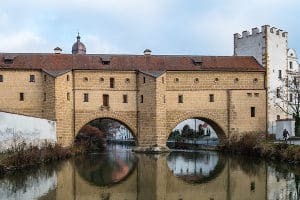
[0,112,56,150]
[234,25,289,134]
[275,120,295,140]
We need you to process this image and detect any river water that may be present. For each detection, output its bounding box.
[0,144,299,200]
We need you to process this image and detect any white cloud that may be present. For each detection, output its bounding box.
[0,31,47,53]
[1,0,300,54]
[85,34,123,54]
[189,0,300,55]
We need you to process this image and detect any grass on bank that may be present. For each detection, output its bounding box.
[219,133,300,164]
[0,141,88,175]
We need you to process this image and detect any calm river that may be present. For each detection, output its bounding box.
[0,144,299,200]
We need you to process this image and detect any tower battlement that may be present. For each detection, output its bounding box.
[234,25,288,39]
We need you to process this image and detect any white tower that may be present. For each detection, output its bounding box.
[234,25,288,134]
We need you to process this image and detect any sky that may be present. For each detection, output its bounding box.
[0,0,300,55]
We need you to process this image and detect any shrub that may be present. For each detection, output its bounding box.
[0,140,87,175]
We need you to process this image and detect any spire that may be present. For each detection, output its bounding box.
[72,33,86,55]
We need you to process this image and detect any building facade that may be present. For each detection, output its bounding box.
[234,25,300,134]
[0,36,267,147]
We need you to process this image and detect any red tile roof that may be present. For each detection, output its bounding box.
[0,53,265,72]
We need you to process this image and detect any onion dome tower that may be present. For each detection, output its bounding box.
[72,33,86,54]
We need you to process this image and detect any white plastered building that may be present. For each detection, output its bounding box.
[234,25,299,134]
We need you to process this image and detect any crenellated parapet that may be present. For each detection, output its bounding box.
[234,25,287,39]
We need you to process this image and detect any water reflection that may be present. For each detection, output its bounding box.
[0,164,57,200]
[268,163,300,200]
[75,145,137,186]
[167,151,225,183]
[1,145,300,200]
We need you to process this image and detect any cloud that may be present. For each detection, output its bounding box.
[85,34,123,54]
[1,0,300,54]
[188,0,300,55]
[0,31,47,53]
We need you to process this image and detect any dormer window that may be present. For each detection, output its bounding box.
[102,61,110,65]
[4,55,15,64]
[100,56,111,65]
[192,58,202,66]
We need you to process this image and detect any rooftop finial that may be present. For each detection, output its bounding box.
[77,32,81,41]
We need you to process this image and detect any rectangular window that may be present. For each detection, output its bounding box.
[43,93,46,101]
[20,93,24,101]
[143,77,146,83]
[103,94,109,106]
[276,88,281,98]
[123,94,128,103]
[251,107,255,117]
[178,95,183,103]
[44,75,47,82]
[67,75,70,81]
[290,93,293,102]
[278,70,282,79]
[290,61,293,69]
[140,95,144,103]
[162,77,164,84]
[110,78,115,88]
[0,75,3,82]
[30,75,35,82]
[84,93,89,102]
[67,92,70,101]
[209,94,214,102]
[250,181,255,191]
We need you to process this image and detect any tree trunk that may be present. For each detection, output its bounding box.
[295,114,300,137]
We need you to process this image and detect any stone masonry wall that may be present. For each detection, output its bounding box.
[155,73,167,146]
[54,72,74,146]
[137,73,157,146]
[0,69,44,117]
[42,72,55,121]
[0,69,267,147]
[73,70,138,140]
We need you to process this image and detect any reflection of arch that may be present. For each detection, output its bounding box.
[167,113,227,140]
[76,113,137,140]
[75,152,138,187]
[166,151,226,184]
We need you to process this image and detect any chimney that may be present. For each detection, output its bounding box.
[143,49,151,56]
[54,47,62,54]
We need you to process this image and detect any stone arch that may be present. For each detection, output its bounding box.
[75,112,137,140]
[166,111,227,140]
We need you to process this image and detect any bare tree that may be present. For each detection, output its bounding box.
[273,74,300,136]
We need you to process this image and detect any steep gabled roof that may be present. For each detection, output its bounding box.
[0,53,265,72]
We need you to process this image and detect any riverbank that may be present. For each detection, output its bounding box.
[219,133,300,164]
[0,142,87,175]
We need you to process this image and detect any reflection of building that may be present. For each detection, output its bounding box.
[267,166,299,200]
[10,149,300,200]
[167,151,219,178]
